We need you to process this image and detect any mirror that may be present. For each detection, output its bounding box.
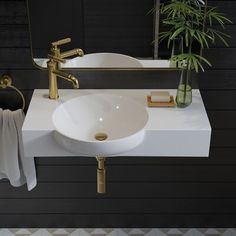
[26,0,177,69]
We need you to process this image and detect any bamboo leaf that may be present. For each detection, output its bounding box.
[170,27,186,40]
[192,56,199,72]
[195,54,212,67]
[156,0,232,72]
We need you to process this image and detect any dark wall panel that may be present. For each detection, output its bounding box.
[0,0,236,228]
[27,0,154,58]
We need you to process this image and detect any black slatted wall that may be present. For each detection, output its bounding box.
[28,0,154,58]
[0,0,236,227]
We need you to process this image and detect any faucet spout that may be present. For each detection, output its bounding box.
[60,48,84,58]
[53,70,79,89]
[47,59,79,99]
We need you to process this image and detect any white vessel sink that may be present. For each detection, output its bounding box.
[52,94,149,156]
[33,53,172,68]
[65,53,143,68]
[34,53,143,68]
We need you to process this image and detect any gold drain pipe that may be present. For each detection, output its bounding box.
[96,157,106,193]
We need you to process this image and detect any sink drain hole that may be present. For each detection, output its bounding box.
[95,133,108,141]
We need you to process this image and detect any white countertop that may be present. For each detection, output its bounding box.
[22,89,211,157]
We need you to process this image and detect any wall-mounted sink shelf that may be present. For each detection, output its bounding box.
[22,89,211,158]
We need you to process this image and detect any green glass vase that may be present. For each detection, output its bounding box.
[175,68,192,108]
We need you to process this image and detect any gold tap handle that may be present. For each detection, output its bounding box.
[52,38,71,47]
[48,54,66,64]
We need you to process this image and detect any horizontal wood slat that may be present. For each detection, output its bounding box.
[201,90,236,110]
[84,16,153,27]
[0,48,34,69]
[211,130,236,147]
[0,25,29,47]
[84,0,153,14]
[204,48,236,69]
[35,147,236,165]
[0,213,235,228]
[35,165,236,183]
[208,111,236,129]
[198,70,236,90]
[0,1,27,25]
[1,182,236,199]
[0,199,235,214]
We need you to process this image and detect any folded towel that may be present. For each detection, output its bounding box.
[0,108,36,190]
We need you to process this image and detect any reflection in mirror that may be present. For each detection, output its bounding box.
[27,0,181,69]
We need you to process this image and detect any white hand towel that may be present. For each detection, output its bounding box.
[0,108,36,190]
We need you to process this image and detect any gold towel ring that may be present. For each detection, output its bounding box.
[0,75,25,110]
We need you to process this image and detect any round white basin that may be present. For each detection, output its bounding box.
[52,94,148,156]
[64,53,143,68]
[34,53,142,68]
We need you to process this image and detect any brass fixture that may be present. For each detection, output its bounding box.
[96,157,106,194]
[95,133,108,141]
[47,37,84,99]
[50,38,84,69]
[0,74,25,110]
[60,48,84,59]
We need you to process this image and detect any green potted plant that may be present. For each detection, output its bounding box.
[158,0,232,107]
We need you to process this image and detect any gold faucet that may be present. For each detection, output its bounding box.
[47,38,84,99]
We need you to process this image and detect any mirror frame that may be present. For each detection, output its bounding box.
[26,0,205,71]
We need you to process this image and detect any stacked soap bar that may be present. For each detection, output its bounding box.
[150,91,171,102]
[147,91,175,107]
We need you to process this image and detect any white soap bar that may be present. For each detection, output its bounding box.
[150,91,171,102]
